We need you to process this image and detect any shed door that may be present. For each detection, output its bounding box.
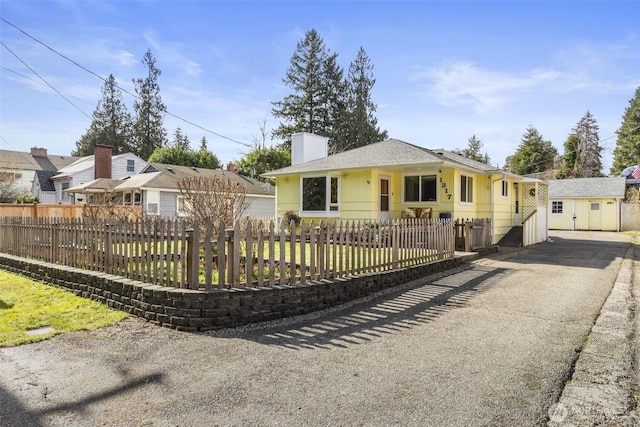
[588,201,602,230]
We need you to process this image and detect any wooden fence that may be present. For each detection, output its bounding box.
[0,216,455,290]
[0,203,142,220]
[454,218,492,251]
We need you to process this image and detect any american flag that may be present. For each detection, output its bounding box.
[632,167,640,180]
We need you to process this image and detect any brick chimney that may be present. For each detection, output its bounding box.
[226,162,240,173]
[94,144,113,179]
[30,147,48,157]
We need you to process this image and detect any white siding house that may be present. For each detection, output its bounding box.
[52,152,146,204]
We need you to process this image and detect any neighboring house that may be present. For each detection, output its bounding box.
[0,147,78,199]
[31,171,58,203]
[548,177,626,231]
[67,162,276,219]
[264,132,549,245]
[51,145,146,204]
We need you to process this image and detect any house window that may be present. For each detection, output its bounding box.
[404,175,437,202]
[177,196,189,216]
[147,203,158,215]
[460,175,473,203]
[302,176,339,212]
[134,193,141,205]
[501,180,508,197]
[552,201,563,214]
[61,182,70,201]
[127,159,135,172]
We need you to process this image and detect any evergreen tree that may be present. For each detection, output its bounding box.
[271,29,343,151]
[572,111,602,177]
[333,47,388,153]
[611,86,640,175]
[132,49,168,160]
[199,136,208,152]
[172,127,191,150]
[504,126,558,175]
[556,134,579,179]
[72,74,133,156]
[462,134,490,164]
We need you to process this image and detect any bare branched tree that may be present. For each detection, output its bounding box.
[0,172,28,203]
[178,176,250,231]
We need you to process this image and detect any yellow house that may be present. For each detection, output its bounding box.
[265,133,548,245]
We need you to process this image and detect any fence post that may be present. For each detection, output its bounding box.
[103,223,113,273]
[392,220,399,268]
[186,228,199,289]
[464,220,472,252]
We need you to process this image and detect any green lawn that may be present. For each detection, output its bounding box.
[0,270,128,347]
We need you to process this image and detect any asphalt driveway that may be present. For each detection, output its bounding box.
[0,231,633,426]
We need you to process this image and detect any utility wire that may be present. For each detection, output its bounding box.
[0,41,91,119]
[1,17,252,148]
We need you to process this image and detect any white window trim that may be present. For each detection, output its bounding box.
[460,174,474,205]
[551,200,564,214]
[501,180,509,198]
[401,173,439,205]
[299,174,341,217]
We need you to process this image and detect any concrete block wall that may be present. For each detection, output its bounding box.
[0,253,466,331]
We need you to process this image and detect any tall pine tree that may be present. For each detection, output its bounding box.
[611,86,640,175]
[333,47,388,153]
[566,111,602,177]
[132,49,167,160]
[271,29,343,151]
[504,126,558,175]
[462,135,490,164]
[72,74,133,156]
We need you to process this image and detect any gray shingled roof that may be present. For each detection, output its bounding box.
[116,163,275,196]
[264,138,501,176]
[548,177,627,198]
[34,170,57,192]
[0,149,78,172]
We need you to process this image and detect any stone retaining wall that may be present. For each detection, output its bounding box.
[0,252,472,331]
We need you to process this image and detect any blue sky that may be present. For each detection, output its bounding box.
[1,1,638,173]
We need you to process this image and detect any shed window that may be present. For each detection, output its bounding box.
[552,201,563,214]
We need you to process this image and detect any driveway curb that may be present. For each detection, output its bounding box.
[548,245,639,426]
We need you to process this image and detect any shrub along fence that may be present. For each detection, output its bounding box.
[0,216,455,290]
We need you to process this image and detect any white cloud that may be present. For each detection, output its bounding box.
[411,61,560,112]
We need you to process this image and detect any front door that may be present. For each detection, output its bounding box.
[379,176,390,221]
[589,201,602,230]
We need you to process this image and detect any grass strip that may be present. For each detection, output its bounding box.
[0,270,128,347]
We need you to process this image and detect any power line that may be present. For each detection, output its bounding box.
[1,17,252,148]
[0,41,91,119]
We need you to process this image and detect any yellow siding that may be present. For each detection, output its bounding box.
[275,176,300,219]
[549,198,619,231]
[492,177,516,243]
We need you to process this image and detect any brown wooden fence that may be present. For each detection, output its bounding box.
[0,203,142,220]
[0,216,455,290]
[454,218,492,251]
